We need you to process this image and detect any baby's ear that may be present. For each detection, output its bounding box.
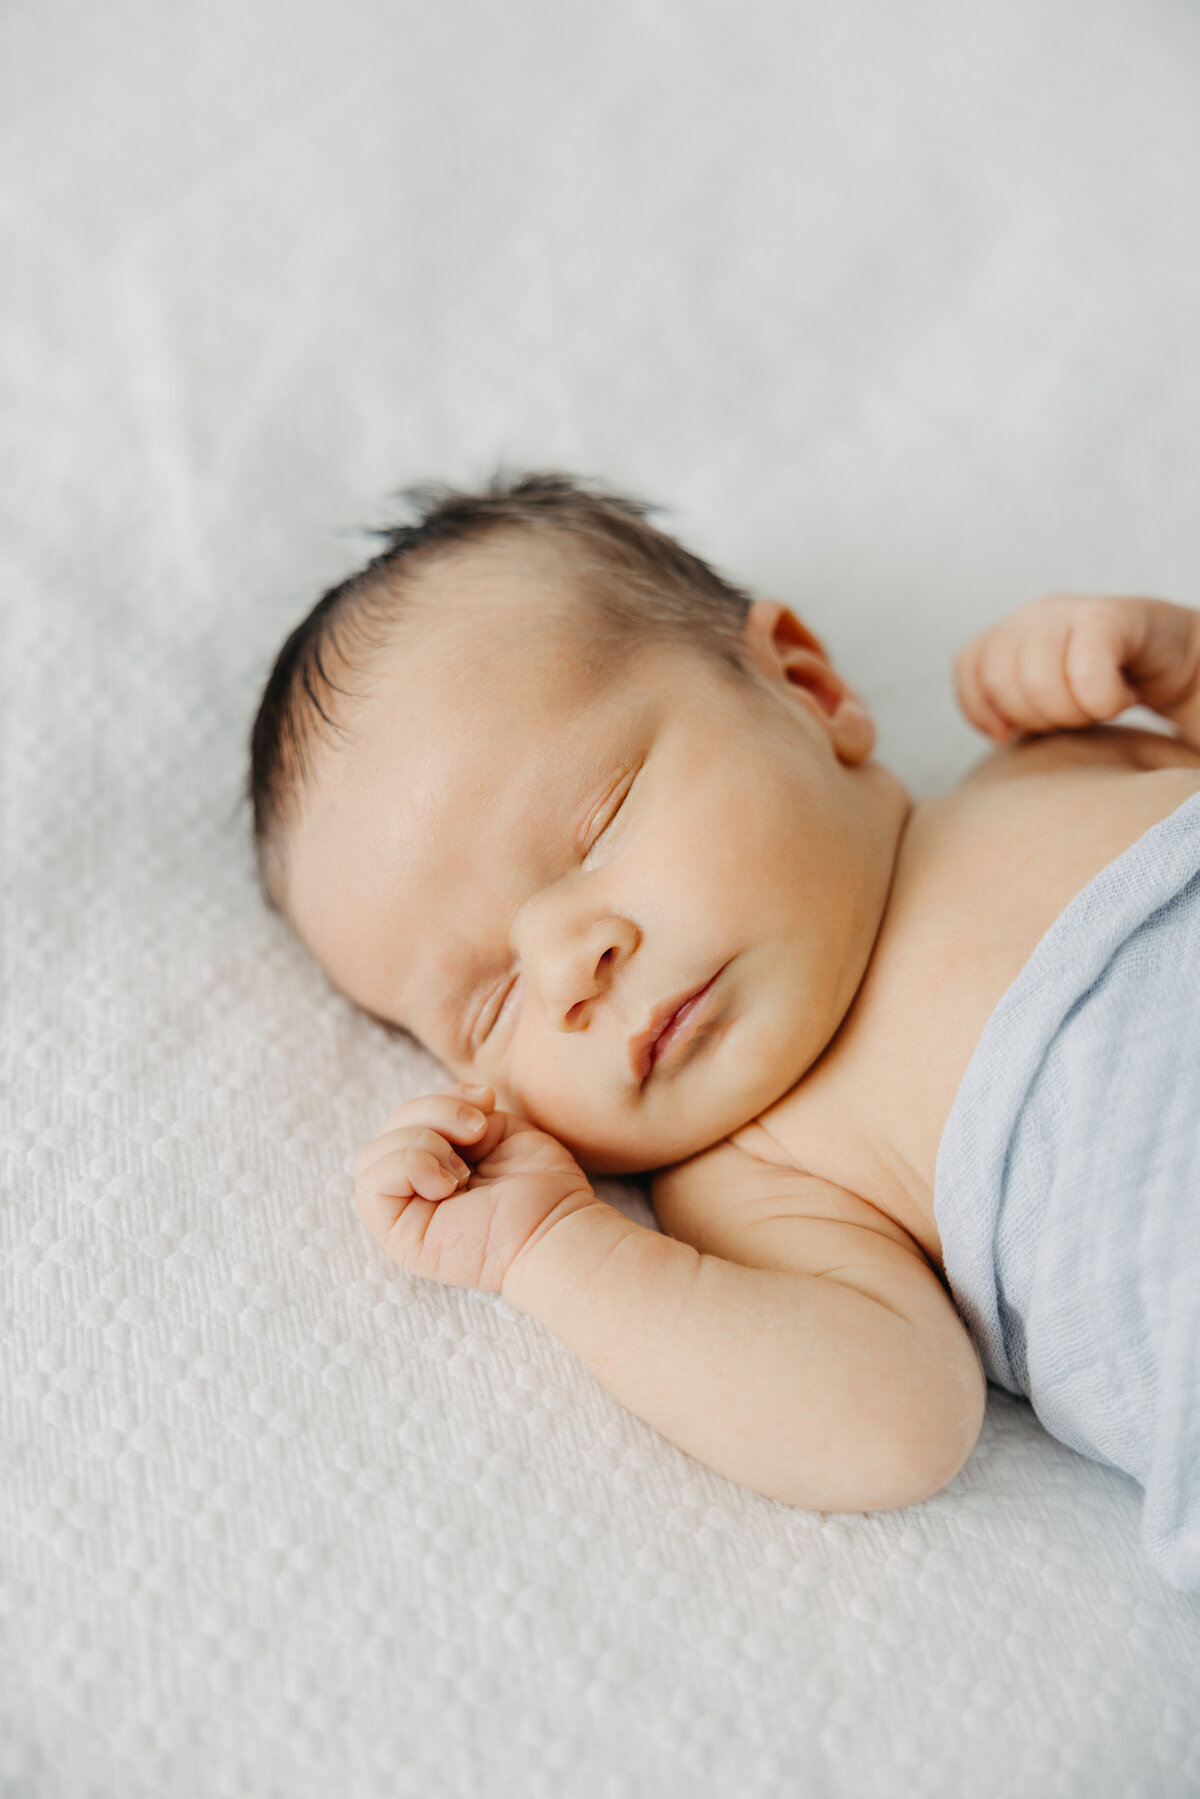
[741,601,876,765]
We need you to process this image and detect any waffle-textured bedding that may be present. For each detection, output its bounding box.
[4,1,1200,1794]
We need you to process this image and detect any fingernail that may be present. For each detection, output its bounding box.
[450,1154,470,1178]
[461,1083,489,1098]
[457,1105,483,1128]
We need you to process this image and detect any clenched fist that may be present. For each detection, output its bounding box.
[354,1084,596,1295]
[954,594,1200,746]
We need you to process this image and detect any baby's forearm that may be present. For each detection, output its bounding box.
[502,1201,964,1512]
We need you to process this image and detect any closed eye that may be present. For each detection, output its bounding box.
[478,972,520,1044]
[583,768,638,864]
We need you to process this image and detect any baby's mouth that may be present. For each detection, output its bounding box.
[629,971,723,1086]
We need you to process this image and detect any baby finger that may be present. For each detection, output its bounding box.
[1063,606,1139,722]
[357,1132,469,1198]
[954,638,1012,740]
[405,1145,469,1201]
[973,626,1032,736]
[373,1090,493,1145]
[1013,621,1092,731]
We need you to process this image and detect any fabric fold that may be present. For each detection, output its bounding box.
[935,788,1200,1590]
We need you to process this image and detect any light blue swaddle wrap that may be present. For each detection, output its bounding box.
[935,787,1200,1591]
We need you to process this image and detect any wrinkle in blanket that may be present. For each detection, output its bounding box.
[935,790,1200,1591]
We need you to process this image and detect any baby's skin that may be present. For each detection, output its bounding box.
[282,555,1200,1512]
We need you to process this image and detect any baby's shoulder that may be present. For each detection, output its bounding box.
[651,1124,919,1263]
[908,725,1200,915]
[958,721,1200,789]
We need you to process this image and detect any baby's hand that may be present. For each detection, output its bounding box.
[954,594,1200,743]
[353,1084,596,1295]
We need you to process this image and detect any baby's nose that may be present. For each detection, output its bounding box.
[538,914,639,1029]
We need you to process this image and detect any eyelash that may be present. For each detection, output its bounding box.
[584,770,636,862]
[478,973,518,1045]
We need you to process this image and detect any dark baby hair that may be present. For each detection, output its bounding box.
[247,470,754,910]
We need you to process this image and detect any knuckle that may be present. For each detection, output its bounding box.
[1075,599,1116,640]
[381,1090,454,1131]
[396,1123,435,1150]
[379,1102,417,1132]
[1021,659,1060,701]
[975,665,1006,706]
[354,1161,386,1201]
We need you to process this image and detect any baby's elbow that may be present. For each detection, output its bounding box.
[767,1381,985,1516]
[742,1306,988,1516]
[830,1332,987,1515]
[888,1341,987,1509]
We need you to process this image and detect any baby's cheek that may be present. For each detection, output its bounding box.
[482,1054,540,1127]
[494,1084,531,1122]
[507,1067,609,1155]
[534,1087,659,1176]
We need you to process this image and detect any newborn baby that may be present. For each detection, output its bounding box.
[249,474,1200,1587]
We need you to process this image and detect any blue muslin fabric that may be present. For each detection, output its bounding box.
[935,787,1200,1590]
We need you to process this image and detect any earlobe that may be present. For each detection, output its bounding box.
[743,600,876,765]
[830,697,876,765]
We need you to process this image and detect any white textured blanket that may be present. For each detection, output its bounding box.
[4,1,1200,1794]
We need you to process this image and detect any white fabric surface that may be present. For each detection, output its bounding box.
[4,1,1200,1794]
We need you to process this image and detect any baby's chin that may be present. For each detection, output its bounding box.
[573,1121,740,1177]
[534,1086,777,1177]
[497,1091,683,1176]
[504,1023,823,1174]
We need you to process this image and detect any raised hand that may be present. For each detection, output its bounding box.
[353,1084,597,1294]
[954,594,1200,747]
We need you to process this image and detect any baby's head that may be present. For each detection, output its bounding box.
[249,474,907,1172]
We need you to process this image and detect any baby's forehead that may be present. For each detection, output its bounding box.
[306,556,632,830]
[281,588,651,1028]
[334,539,619,746]
[398,529,593,646]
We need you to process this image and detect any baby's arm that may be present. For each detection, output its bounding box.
[355,1090,984,1512]
[955,594,1200,751]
